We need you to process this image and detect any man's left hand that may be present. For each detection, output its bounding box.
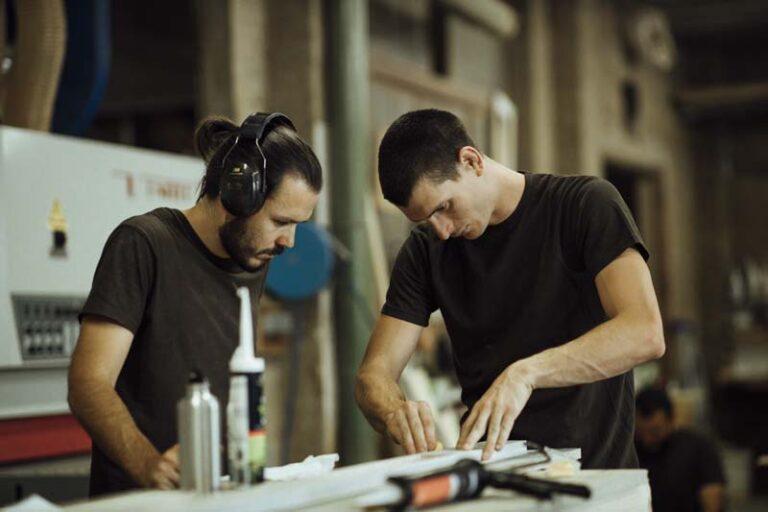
[456,363,534,461]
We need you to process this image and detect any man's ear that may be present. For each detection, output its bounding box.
[458,146,483,176]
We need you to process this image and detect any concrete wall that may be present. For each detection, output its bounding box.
[369,0,699,324]
[507,0,698,325]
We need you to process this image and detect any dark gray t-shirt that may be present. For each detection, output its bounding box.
[80,208,267,496]
[637,429,726,512]
[382,173,648,468]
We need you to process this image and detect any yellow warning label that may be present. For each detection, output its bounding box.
[47,199,68,233]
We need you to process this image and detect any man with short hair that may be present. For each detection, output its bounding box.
[68,114,322,495]
[356,109,665,467]
[636,388,726,512]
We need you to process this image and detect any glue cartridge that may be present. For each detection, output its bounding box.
[227,287,267,486]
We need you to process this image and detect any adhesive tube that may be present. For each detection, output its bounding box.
[227,287,267,486]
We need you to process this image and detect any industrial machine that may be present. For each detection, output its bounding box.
[0,126,202,463]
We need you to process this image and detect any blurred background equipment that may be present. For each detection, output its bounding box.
[0,0,66,131]
[51,0,111,136]
[621,4,677,72]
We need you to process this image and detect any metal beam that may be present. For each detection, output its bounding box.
[328,0,378,464]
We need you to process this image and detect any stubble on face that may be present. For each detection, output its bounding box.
[218,216,282,272]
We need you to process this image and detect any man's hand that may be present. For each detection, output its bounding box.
[384,400,438,454]
[70,317,182,491]
[457,364,533,461]
[139,444,180,490]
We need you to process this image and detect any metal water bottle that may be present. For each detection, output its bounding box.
[177,371,221,493]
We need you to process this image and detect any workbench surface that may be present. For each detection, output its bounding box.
[62,444,650,512]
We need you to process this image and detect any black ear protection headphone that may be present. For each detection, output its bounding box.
[219,112,296,217]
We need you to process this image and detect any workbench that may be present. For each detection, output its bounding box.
[61,443,650,511]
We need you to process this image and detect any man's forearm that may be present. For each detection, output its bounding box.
[700,483,724,512]
[515,311,664,390]
[69,381,158,486]
[355,370,407,434]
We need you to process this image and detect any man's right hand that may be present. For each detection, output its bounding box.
[139,444,180,490]
[384,400,438,454]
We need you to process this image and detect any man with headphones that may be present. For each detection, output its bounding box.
[67,113,322,496]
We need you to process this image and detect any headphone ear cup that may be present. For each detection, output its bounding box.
[220,164,266,217]
[218,111,291,217]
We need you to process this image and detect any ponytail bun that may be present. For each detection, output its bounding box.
[194,117,238,164]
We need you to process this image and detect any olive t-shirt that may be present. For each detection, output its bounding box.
[80,208,267,496]
[382,173,648,468]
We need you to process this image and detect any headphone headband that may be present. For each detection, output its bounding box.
[239,112,296,142]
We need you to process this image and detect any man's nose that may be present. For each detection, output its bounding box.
[277,225,296,249]
[429,216,451,240]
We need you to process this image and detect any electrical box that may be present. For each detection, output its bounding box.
[0,126,202,419]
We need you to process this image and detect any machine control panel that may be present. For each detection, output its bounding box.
[12,295,84,363]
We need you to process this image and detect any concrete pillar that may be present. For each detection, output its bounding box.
[195,0,268,120]
[527,0,556,173]
[549,0,583,173]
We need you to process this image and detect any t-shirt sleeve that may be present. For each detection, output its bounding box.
[571,178,649,277]
[381,232,437,327]
[80,225,156,334]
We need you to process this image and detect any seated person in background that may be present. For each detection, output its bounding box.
[635,387,726,512]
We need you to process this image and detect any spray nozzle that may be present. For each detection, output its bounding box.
[230,287,264,373]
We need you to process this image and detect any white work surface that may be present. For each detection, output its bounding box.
[61,442,650,512]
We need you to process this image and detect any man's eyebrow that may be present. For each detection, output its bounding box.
[273,215,309,223]
[412,202,444,223]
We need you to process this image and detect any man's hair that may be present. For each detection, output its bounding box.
[194,116,322,201]
[378,109,477,207]
[635,387,673,418]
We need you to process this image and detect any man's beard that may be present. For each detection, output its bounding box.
[219,216,283,272]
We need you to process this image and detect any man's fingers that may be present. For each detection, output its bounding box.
[160,459,180,486]
[167,465,180,486]
[496,411,516,450]
[388,401,440,454]
[157,479,173,490]
[405,403,428,452]
[417,402,438,451]
[483,407,504,461]
[464,406,491,450]
[152,468,174,490]
[396,412,416,454]
[457,404,481,449]
[166,444,180,465]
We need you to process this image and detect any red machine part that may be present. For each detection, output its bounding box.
[0,414,91,464]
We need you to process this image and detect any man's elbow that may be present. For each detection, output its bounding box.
[67,371,87,416]
[67,367,104,417]
[67,387,83,423]
[642,318,666,361]
[354,370,368,408]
